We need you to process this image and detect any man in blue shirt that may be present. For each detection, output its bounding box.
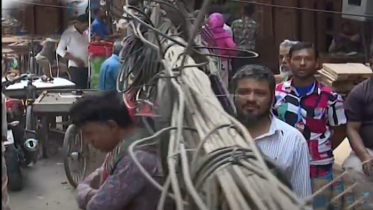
[91,8,109,39]
[99,41,123,90]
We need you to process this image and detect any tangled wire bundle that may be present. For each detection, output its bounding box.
[115,0,365,210]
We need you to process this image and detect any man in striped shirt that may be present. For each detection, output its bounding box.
[232,64,312,199]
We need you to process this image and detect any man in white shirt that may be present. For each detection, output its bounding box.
[231,64,312,199]
[57,14,90,89]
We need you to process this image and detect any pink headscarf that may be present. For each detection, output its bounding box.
[207,13,231,40]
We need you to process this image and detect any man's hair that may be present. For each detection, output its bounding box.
[77,14,90,23]
[69,91,133,128]
[243,3,255,17]
[113,40,123,55]
[231,64,275,93]
[288,42,319,59]
[93,8,101,15]
[279,40,299,49]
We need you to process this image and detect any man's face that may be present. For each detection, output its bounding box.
[279,47,290,67]
[80,121,121,153]
[234,78,273,125]
[288,48,317,79]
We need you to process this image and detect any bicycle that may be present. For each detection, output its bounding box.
[60,90,92,188]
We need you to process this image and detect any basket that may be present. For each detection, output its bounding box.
[88,42,113,57]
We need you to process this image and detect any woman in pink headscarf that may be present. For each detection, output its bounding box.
[207,13,236,87]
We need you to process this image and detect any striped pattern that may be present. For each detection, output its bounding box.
[256,117,312,199]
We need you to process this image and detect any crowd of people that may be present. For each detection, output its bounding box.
[2,2,373,210]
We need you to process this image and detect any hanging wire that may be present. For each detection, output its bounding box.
[233,0,373,19]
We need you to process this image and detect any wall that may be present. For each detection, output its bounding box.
[254,0,345,73]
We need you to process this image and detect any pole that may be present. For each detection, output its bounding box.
[88,0,91,89]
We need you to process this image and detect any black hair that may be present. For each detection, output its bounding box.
[243,3,255,17]
[288,42,319,59]
[93,8,101,15]
[69,90,133,128]
[231,64,275,93]
[77,14,90,23]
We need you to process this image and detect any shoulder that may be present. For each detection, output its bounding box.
[61,27,73,38]
[231,19,242,26]
[348,79,368,98]
[317,83,343,102]
[121,150,158,170]
[274,118,306,144]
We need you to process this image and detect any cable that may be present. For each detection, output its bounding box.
[233,0,373,19]
[112,1,358,210]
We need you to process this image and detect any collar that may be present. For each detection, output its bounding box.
[110,54,120,61]
[282,78,320,96]
[255,116,282,140]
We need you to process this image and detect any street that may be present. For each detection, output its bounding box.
[8,141,106,210]
[7,139,352,210]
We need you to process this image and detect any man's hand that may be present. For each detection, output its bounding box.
[361,154,373,177]
[74,58,85,68]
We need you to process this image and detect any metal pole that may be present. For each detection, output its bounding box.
[88,0,91,89]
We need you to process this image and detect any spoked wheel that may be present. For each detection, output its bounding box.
[63,124,90,188]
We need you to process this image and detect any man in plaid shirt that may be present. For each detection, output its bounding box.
[273,42,354,210]
[231,3,258,73]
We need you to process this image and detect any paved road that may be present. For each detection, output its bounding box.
[7,138,352,210]
[8,143,105,210]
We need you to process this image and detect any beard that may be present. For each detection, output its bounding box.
[236,108,271,127]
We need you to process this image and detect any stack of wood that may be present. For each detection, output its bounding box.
[318,63,372,97]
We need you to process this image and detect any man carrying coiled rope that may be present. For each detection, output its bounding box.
[231,64,312,199]
[71,91,172,210]
[273,42,355,209]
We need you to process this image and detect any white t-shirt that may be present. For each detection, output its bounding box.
[56,25,89,68]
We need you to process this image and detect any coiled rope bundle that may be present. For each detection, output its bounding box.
[115,0,361,209]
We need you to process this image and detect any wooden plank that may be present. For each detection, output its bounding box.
[322,63,372,77]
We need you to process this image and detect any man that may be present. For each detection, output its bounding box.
[343,68,373,205]
[91,8,109,40]
[273,42,354,209]
[232,65,312,198]
[99,40,123,90]
[278,40,299,82]
[2,94,11,210]
[72,91,171,210]
[57,14,90,89]
[231,3,258,72]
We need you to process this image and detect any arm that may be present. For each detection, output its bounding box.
[56,32,83,65]
[328,39,337,53]
[85,151,156,210]
[344,89,371,161]
[328,93,347,150]
[290,136,312,199]
[226,38,237,56]
[76,168,103,209]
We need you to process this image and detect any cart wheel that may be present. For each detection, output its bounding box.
[63,124,90,188]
